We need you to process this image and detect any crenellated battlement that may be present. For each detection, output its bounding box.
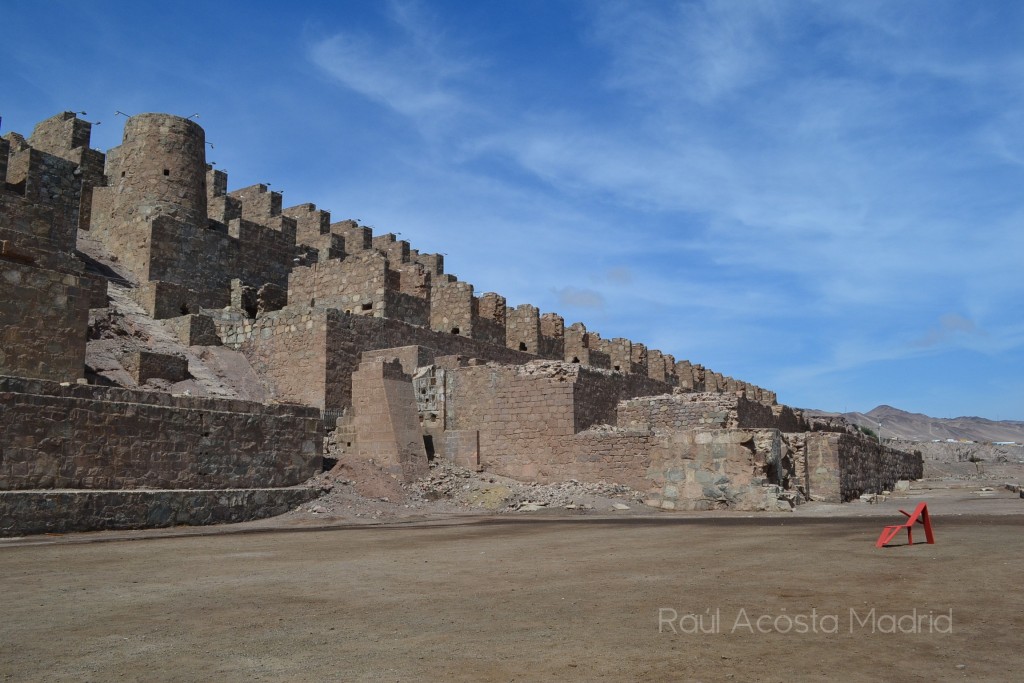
[28,111,93,153]
[538,312,565,359]
[229,183,280,220]
[0,136,9,186]
[282,202,338,260]
[0,113,105,384]
[431,278,475,337]
[3,110,777,406]
[80,113,305,309]
[474,292,507,346]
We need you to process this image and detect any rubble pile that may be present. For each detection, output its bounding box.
[284,460,648,523]
[407,460,643,512]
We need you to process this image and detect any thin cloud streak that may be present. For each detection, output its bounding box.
[308,1,476,124]
[555,287,606,311]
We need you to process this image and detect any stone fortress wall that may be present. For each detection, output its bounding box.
[0,113,322,534]
[0,111,921,534]
[0,375,320,491]
[5,111,775,402]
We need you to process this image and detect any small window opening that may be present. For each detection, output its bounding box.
[519,342,528,351]
[120,171,126,178]
[451,327,460,335]
[361,302,373,311]
[614,364,621,371]
[571,356,580,363]
[163,169,170,176]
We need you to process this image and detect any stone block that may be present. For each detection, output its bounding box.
[121,350,189,383]
[134,280,200,320]
[164,314,221,346]
[81,271,108,308]
[446,430,481,470]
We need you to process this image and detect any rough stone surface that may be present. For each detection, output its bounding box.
[164,313,221,347]
[796,432,924,503]
[0,376,322,490]
[0,487,318,536]
[0,253,89,382]
[120,349,189,383]
[225,307,536,411]
[351,358,429,482]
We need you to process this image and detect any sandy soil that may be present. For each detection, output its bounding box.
[1,484,1022,682]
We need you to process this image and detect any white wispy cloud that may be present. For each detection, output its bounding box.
[591,0,785,105]
[308,0,474,122]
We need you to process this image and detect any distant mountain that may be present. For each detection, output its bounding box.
[803,405,1024,443]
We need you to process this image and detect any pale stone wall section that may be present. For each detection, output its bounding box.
[351,359,429,482]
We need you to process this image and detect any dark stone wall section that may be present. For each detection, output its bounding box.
[0,487,318,537]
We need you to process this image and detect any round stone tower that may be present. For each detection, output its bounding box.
[104,113,208,226]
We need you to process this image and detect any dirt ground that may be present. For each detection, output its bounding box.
[1,484,1022,682]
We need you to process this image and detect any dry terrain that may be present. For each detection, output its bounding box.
[2,484,1022,682]
[806,404,1024,444]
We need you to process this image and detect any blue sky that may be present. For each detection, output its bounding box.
[3,1,1022,419]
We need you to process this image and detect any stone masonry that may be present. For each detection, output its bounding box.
[351,358,430,483]
[0,376,321,491]
[0,111,922,534]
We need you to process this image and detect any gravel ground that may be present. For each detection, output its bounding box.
[1,504,1021,682]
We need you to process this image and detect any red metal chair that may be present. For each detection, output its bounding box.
[875,501,935,548]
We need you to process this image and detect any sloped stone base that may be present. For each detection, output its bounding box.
[0,487,318,537]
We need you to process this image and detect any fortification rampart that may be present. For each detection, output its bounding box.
[86,115,298,307]
[0,248,89,382]
[1,114,105,383]
[618,392,797,431]
[433,357,915,508]
[0,487,318,537]
[795,432,923,503]
[446,361,670,478]
[438,360,793,508]
[4,110,773,400]
[223,306,535,411]
[0,375,321,490]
